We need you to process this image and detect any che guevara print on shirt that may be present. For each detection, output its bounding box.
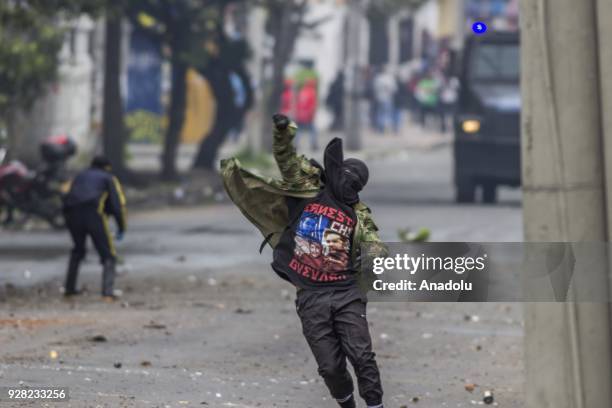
[291,202,355,279]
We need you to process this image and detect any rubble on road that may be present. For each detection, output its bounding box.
[89,335,107,342]
[465,383,477,392]
[143,322,166,329]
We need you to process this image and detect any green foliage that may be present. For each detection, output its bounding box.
[127,0,232,69]
[398,227,431,243]
[125,110,165,144]
[0,3,63,116]
[13,0,107,17]
[0,0,105,119]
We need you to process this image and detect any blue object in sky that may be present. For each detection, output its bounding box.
[472,21,488,35]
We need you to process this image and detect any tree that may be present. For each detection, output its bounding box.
[127,0,229,180]
[258,0,308,151]
[0,3,63,157]
[102,0,131,179]
[0,1,103,158]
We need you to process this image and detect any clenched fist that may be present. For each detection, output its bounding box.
[272,113,290,131]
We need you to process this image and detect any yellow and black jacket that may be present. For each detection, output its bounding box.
[64,168,127,233]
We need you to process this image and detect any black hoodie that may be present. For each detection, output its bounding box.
[271,138,368,289]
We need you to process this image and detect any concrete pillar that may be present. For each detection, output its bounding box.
[521,0,612,407]
[452,0,465,52]
[597,0,612,242]
[344,0,367,151]
[245,6,267,153]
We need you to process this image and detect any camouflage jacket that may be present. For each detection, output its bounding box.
[220,122,384,267]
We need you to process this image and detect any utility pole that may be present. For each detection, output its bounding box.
[521,0,612,407]
[453,0,465,52]
[344,0,366,151]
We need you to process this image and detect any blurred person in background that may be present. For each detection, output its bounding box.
[221,114,387,408]
[295,78,319,150]
[280,79,295,117]
[438,76,459,133]
[406,66,423,123]
[326,71,345,131]
[294,60,318,89]
[392,74,409,134]
[415,69,440,130]
[363,66,378,131]
[373,66,397,134]
[228,71,249,142]
[62,156,127,301]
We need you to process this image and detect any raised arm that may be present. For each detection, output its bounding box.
[272,114,321,188]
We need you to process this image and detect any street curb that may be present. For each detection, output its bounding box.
[353,138,453,161]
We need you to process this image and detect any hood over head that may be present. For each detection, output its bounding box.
[323,138,369,205]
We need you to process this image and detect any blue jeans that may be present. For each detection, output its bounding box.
[375,101,394,133]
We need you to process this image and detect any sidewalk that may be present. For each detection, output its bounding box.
[126,120,452,173]
[349,122,451,160]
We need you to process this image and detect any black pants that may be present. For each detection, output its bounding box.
[296,288,383,406]
[64,204,116,263]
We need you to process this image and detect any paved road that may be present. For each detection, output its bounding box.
[0,143,524,408]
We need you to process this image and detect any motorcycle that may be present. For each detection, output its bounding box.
[0,135,76,229]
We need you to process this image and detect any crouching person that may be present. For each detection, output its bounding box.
[63,156,127,301]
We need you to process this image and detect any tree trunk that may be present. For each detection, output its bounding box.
[261,2,306,151]
[102,15,128,176]
[521,1,612,407]
[344,0,365,151]
[160,59,187,180]
[5,109,17,161]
